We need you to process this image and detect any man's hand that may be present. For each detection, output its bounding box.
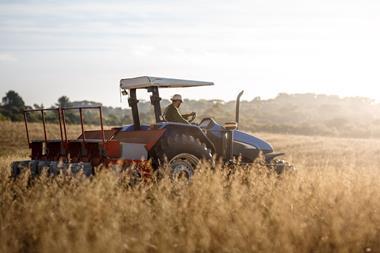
[188,112,197,123]
[183,112,196,118]
[182,112,197,122]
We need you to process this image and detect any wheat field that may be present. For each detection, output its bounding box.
[1,122,380,253]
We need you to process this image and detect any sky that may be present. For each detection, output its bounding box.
[1,0,380,107]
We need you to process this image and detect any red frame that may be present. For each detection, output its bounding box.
[22,106,165,166]
[23,106,105,148]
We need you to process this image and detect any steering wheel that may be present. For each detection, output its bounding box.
[188,112,197,123]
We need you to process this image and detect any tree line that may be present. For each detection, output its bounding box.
[2,90,380,138]
[0,91,131,125]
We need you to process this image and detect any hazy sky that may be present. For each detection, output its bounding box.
[1,0,380,107]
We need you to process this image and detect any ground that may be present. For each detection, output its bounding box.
[1,121,380,253]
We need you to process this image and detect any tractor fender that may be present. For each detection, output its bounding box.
[156,122,216,154]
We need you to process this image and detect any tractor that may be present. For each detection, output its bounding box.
[11,76,292,179]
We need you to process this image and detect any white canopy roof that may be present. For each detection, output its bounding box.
[120,76,214,89]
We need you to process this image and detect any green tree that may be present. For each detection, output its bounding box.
[55,96,79,123]
[56,96,71,108]
[0,90,25,121]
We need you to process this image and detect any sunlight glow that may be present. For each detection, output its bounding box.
[1,0,380,106]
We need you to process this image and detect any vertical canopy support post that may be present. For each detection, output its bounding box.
[128,89,140,130]
[148,86,162,123]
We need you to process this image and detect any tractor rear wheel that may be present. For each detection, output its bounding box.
[153,134,213,179]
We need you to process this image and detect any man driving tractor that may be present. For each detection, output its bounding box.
[163,94,196,124]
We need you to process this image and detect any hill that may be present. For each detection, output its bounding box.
[2,91,380,138]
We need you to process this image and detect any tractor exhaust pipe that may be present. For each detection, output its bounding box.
[222,90,244,163]
[235,90,244,128]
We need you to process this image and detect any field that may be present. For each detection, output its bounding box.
[1,121,380,253]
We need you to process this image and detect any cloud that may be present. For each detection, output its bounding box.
[0,53,17,62]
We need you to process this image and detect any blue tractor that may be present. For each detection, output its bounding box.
[119,76,292,177]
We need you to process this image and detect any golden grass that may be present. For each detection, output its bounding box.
[1,122,380,252]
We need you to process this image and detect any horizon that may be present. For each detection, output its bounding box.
[1,0,380,107]
[3,89,379,109]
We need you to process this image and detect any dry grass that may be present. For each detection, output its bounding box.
[0,121,103,157]
[1,121,380,252]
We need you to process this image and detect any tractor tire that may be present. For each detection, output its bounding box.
[153,133,213,179]
[268,159,295,174]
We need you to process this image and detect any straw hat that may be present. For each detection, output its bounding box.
[171,94,183,102]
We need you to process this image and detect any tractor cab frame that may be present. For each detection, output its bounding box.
[120,76,214,130]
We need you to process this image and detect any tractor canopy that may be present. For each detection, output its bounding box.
[120,76,214,130]
[120,76,214,89]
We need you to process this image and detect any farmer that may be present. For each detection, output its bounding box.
[163,94,196,124]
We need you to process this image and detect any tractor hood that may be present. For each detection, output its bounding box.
[233,130,273,153]
[201,118,273,153]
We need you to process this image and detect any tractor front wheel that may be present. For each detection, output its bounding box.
[268,159,295,174]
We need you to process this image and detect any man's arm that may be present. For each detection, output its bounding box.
[173,110,190,124]
[181,112,195,120]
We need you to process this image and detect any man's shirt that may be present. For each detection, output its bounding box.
[163,103,189,124]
